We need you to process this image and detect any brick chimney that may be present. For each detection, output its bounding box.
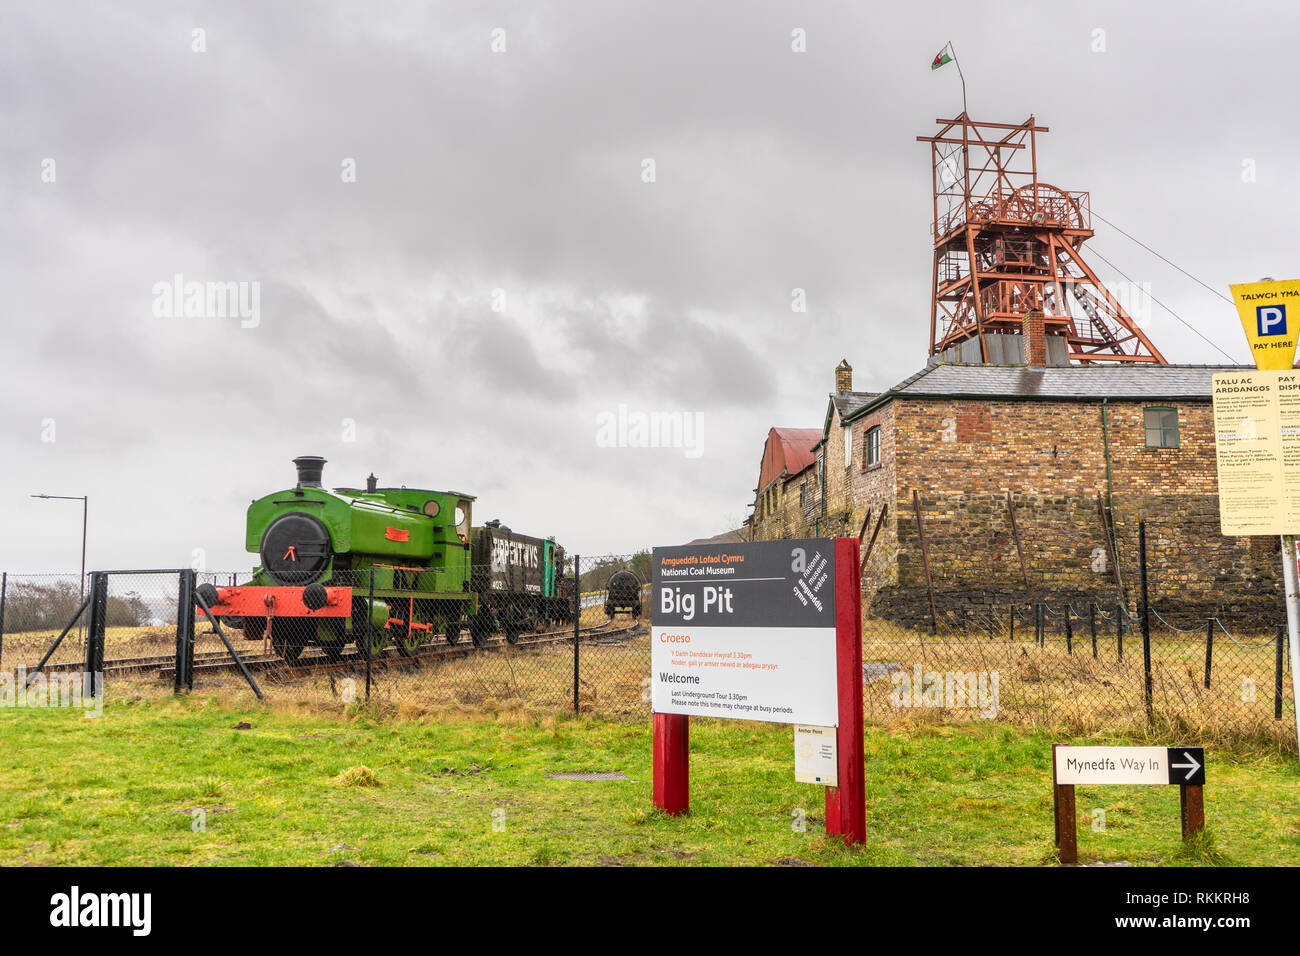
[1021,312,1047,367]
[835,359,853,392]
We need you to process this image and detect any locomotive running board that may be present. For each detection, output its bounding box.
[203,586,353,617]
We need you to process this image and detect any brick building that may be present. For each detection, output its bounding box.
[750,359,1280,623]
[752,426,823,541]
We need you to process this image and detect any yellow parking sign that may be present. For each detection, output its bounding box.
[1230,279,1300,370]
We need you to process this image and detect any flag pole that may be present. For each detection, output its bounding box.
[948,41,968,117]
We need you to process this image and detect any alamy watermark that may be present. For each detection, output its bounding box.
[1,668,103,718]
[151,274,260,328]
[50,886,150,936]
[890,664,999,719]
[595,405,704,459]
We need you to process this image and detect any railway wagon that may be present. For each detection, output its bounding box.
[469,521,572,643]
[197,456,570,661]
[604,569,643,618]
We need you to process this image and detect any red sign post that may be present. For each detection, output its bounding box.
[823,538,866,844]
[651,537,866,846]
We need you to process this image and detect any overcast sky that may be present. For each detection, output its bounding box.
[2,0,1296,574]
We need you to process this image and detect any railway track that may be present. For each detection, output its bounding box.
[157,618,645,681]
[28,650,237,677]
[9,617,645,684]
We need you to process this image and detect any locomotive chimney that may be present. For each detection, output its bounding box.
[293,455,326,489]
[366,473,378,492]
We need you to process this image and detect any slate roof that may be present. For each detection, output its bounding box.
[831,391,876,419]
[845,363,1248,421]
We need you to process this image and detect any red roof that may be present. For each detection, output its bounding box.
[758,427,821,491]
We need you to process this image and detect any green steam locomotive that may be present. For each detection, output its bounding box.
[197,456,571,661]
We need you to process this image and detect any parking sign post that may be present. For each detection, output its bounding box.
[1219,278,1300,761]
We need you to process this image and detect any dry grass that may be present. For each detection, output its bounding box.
[862,619,1295,754]
[1,624,183,668]
[9,609,1294,754]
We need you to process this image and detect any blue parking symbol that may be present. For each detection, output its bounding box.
[1257,304,1287,337]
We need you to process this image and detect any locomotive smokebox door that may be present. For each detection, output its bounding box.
[260,513,331,584]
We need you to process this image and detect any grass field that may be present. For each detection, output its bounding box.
[0,699,1296,866]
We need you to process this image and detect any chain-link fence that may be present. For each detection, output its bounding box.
[1,554,1293,749]
[146,556,653,718]
[0,570,190,670]
[862,598,1294,749]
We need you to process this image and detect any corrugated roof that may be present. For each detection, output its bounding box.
[758,427,822,490]
[845,363,1248,421]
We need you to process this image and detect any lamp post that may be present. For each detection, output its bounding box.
[31,494,88,638]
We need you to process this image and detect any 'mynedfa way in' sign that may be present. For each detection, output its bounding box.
[1054,746,1206,786]
[651,538,837,727]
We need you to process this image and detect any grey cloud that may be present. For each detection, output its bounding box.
[1,0,1297,571]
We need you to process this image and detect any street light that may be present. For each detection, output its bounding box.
[31,494,88,637]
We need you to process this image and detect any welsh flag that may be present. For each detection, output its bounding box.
[931,43,953,70]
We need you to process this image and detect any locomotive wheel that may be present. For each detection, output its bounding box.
[446,624,461,646]
[399,627,426,654]
[352,627,387,658]
[271,620,314,664]
[469,616,492,648]
[501,606,525,645]
[243,616,267,643]
[272,633,304,664]
[351,600,388,657]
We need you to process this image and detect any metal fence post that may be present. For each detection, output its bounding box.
[365,569,373,703]
[174,570,195,693]
[1276,625,1286,721]
[1064,609,1073,655]
[1204,619,1214,689]
[0,571,7,667]
[573,555,581,715]
[1089,603,1098,659]
[1009,604,1014,643]
[84,572,107,683]
[1138,520,1153,725]
[1116,601,1124,662]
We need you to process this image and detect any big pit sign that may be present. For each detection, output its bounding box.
[648,537,866,844]
[650,539,839,727]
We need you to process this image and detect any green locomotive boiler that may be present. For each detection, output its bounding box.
[197,456,571,661]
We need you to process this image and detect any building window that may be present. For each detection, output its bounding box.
[864,425,882,467]
[844,426,852,469]
[1144,406,1179,448]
